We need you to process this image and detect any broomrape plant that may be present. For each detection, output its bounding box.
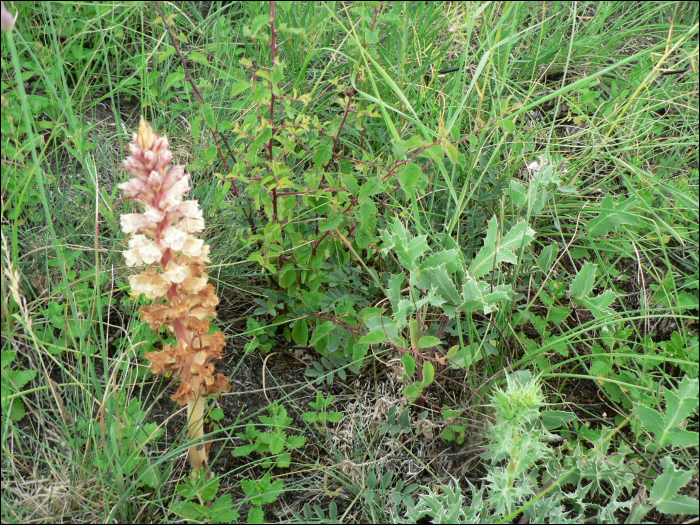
[120,118,230,470]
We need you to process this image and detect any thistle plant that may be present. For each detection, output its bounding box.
[120,118,230,470]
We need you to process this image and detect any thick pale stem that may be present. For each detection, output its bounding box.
[187,388,208,469]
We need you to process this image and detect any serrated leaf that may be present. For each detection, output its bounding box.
[211,494,238,523]
[309,321,336,345]
[358,178,384,203]
[586,194,639,236]
[248,506,264,524]
[358,330,388,344]
[200,477,220,501]
[233,444,256,456]
[468,217,535,279]
[423,263,461,305]
[419,249,463,274]
[388,273,405,303]
[209,407,224,421]
[286,435,306,450]
[458,276,486,313]
[9,401,26,421]
[635,377,699,448]
[398,163,421,191]
[547,306,570,324]
[650,456,698,514]
[313,138,333,167]
[573,289,616,320]
[538,243,558,273]
[569,262,597,298]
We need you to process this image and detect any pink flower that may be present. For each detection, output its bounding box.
[1,2,15,33]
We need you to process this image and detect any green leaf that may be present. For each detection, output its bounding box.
[248,506,264,524]
[506,180,528,208]
[388,273,405,303]
[364,315,400,342]
[634,376,699,448]
[292,319,308,346]
[251,127,272,151]
[420,263,461,305]
[547,306,570,324]
[468,217,535,279]
[421,145,443,163]
[202,103,216,129]
[443,140,459,164]
[278,1,294,13]
[569,262,597,298]
[233,444,256,456]
[286,435,306,450]
[309,321,336,345]
[419,249,463,274]
[418,336,442,348]
[540,410,577,430]
[318,214,344,232]
[586,194,639,236]
[200,477,220,501]
[403,384,422,398]
[359,330,388,344]
[401,354,416,377]
[358,178,384,203]
[650,456,698,514]
[501,119,516,133]
[211,494,238,523]
[574,289,616,320]
[163,72,185,92]
[537,243,558,273]
[231,82,251,97]
[250,14,271,36]
[313,138,333,167]
[188,52,210,66]
[398,163,421,191]
[421,361,435,388]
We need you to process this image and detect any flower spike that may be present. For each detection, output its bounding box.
[120,118,230,470]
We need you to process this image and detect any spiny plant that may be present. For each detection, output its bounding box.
[118,118,230,470]
[391,373,700,523]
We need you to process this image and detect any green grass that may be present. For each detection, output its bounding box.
[2,1,698,523]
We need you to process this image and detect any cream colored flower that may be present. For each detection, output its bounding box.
[163,261,189,284]
[161,225,189,250]
[181,237,204,257]
[124,235,163,266]
[130,269,171,300]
